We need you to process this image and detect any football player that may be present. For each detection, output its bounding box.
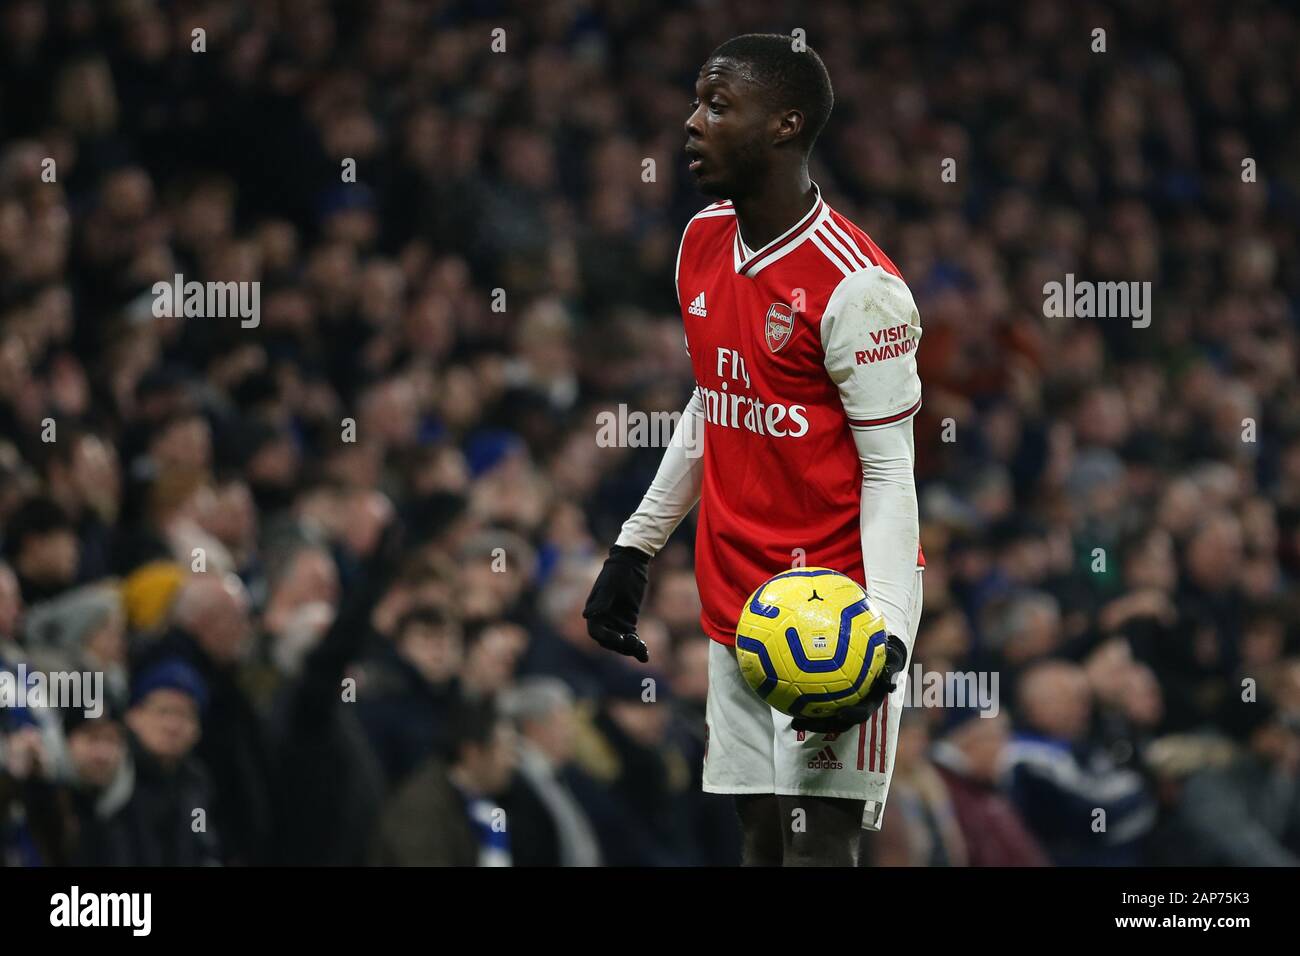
[584,34,923,866]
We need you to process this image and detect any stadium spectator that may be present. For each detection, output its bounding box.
[354,605,463,787]
[1157,695,1300,866]
[499,676,602,867]
[21,582,129,712]
[256,530,339,692]
[1083,639,1165,771]
[371,695,516,866]
[1005,661,1156,865]
[669,635,744,866]
[133,573,274,865]
[269,518,397,866]
[0,696,61,866]
[120,658,222,866]
[42,429,120,584]
[873,712,968,867]
[3,497,80,607]
[58,704,135,866]
[565,667,696,866]
[461,621,529,699]
[931,710,1049,867]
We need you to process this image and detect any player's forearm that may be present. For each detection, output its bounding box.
[614,390,705,556]
[853,420,920,649]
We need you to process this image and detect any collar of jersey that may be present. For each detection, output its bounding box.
[732,181,827,278]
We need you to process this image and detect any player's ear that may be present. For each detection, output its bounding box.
[773,108,804,147]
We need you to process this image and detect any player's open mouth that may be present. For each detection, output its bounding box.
[685,144,705,172]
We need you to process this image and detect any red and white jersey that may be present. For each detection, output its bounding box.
[676,183,924,645]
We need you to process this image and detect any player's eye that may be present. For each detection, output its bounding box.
[709,100,725,114]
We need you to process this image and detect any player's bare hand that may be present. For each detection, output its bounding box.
[583,545,652,663]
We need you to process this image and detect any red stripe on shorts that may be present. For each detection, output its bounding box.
[867,712,878,772]
[878,696,889,770]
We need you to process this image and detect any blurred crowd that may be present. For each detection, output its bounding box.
[3,0,1300,867]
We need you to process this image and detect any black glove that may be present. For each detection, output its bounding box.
[790,634,908,734]
[583,545,652,663]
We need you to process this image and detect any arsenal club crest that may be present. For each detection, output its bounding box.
[764,302,795,353]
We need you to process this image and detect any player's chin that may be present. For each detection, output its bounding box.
[692,169,733,199]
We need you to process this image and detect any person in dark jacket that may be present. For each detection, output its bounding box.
[565,666,695,866]
[41,429,121,585]
[1003,661,1156,865]
[59,703,136,866]
[1157,694,1300,866]
[0,668,64,867]
[669,638,743,866]
[132,573,274,865]
[3,496,81,606]
[119,657,222,866]
[931,708,1049,867]
[371,694,517,866]
[354,606,462,787]
[498,677,601,866]
[269,521,400,865]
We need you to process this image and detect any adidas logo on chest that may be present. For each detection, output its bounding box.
[687,291,708,317]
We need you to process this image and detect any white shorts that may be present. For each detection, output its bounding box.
[702,568,923,830]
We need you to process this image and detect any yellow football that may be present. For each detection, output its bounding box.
[734,567,889,719]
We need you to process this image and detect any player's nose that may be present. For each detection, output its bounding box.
[684,108,703,140]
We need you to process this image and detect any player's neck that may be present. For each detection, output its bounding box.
[732,170,816,251]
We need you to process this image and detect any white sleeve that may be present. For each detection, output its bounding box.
[614,390,705,556]
[821,266,922,428]
[852,418,921,651]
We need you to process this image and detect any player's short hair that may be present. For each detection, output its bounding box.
[707,33,834,152]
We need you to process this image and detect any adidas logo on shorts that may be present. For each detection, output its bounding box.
[807,745,844,770]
